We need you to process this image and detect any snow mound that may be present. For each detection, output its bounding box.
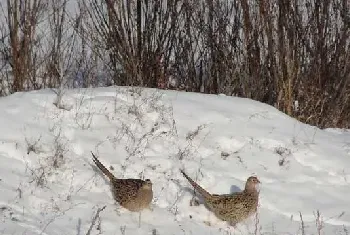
[0,87,349,235]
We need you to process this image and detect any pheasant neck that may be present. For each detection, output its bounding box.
[244,184,259,196]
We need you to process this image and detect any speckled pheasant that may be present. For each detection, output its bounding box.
[180,170,260,226]
[91,152,153,212]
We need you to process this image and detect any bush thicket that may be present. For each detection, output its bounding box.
[0,0,349,128]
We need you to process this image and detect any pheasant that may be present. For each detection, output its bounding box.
[91,152,153,212]
[180,170,260,226]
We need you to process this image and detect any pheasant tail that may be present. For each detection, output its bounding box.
[91,152,116,181]
[180,170,212,199]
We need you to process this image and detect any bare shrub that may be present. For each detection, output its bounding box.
[274,146,292,167]
[85,205,106,235]
[0,0,100,94]
[299,212,306,235]
[25,135,43,155]
[314,210,324,235]
[51,127,68,168]
[85,0,182,88]
[186,124,206,141]
[1,0,47,92]
[28,165,47,187]
[73,91,95,130]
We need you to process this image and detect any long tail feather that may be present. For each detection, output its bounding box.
[180,170,212,199]
[91,152,116,181]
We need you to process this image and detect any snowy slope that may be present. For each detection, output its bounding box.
[0,87,349,235]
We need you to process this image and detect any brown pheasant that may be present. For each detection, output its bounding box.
[91,152,153,212]
[180,170,260,226]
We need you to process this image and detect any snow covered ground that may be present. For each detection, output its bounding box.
[0,87,349,235]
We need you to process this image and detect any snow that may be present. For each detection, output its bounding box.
[0,87,349,235]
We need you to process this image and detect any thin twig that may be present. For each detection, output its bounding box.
[299,212,305,235]
[86,205,107,235]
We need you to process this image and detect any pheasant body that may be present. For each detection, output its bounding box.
[92,152,153,212]
[180,170,260,225]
